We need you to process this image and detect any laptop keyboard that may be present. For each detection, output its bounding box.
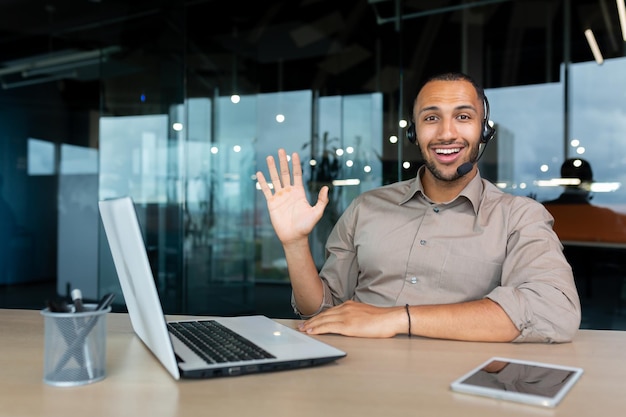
[167,320,276,364]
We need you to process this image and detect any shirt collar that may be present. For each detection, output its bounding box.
[400,165,483,214]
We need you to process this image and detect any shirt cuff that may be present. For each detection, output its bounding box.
[291,290,326,319]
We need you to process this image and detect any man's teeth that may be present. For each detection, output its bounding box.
[435,148,461,155]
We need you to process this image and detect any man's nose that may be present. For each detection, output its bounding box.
[438,118,457,139]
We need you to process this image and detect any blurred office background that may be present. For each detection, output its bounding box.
[1,0,625,328]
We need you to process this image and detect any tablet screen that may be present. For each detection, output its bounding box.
[450,357,584,407]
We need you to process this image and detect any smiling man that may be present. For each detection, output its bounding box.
[256,72,581,343]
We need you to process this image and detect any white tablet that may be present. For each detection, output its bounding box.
[450,357,584,408]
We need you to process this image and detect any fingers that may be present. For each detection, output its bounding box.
[256,171,274,201]
[258,149,301,196]
[291,152,303,187]
[297,302,397,338]
[278,149,292,190]
[267,153,283,192]
[258,150,326,208]
[298,303,351,335]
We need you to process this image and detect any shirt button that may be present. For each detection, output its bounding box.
[433,207,440,213]
[420,240,426,245]
[410,277,417,284]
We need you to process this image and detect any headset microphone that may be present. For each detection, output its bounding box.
[457,161,474,177]
[456,142,488,177]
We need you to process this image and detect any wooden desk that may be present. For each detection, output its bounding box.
[2,309,625,417]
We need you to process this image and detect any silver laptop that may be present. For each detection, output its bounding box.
[98,196,346,380]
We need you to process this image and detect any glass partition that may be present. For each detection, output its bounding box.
[486,82,565,198]
[569,57,626,208]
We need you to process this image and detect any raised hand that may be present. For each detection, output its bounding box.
[256,149,329,244]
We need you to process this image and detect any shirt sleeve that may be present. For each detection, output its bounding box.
[291,199,360,317]
[486,198,582,343]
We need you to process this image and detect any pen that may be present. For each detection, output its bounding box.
[71,288,85,313]
[70,288,89,376]
[96,293,116,311]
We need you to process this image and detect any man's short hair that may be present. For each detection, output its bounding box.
[420,72,485,103]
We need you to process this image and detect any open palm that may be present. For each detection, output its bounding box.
[257,149,329,244]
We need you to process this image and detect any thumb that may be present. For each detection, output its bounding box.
[315,185,330,210]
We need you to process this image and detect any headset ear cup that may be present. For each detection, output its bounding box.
[407,123,416,144]
[481,95,496,143]
[482,123,496,143]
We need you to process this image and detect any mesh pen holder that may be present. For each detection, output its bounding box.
[41,303,111,386]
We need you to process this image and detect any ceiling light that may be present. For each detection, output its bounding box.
[584,29,604,65]
[332,179,360,186]
[0,46,120,77]
[1,71,77,90]
[22,57,102,77]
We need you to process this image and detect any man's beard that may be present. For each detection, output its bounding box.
[422,142,480,181]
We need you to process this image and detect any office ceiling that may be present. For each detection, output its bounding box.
[0,0,623,96]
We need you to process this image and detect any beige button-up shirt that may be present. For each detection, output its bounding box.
[295,167,581,343]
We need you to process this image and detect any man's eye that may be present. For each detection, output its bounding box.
[424,115,437,122]
[458,114,470,120]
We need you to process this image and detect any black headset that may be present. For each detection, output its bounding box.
[406,95,496,145]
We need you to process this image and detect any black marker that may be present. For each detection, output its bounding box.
[45,299,70,313]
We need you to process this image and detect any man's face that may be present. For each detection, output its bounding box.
[412,79,484,181]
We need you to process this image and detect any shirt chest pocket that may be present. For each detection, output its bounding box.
[408,233,505,303]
